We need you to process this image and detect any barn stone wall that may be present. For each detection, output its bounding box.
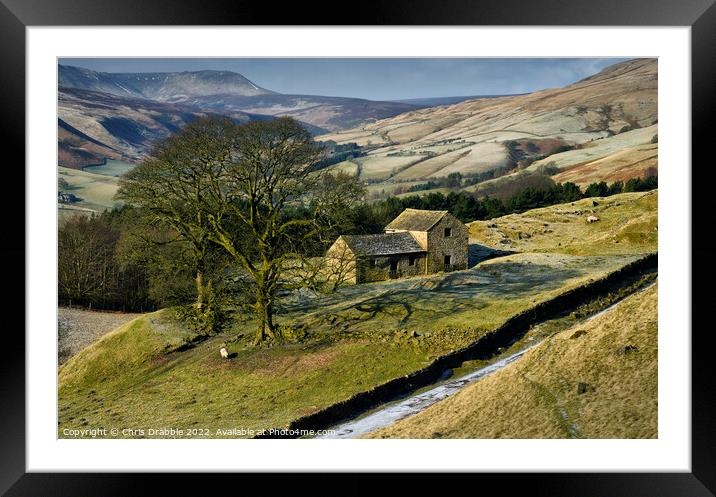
[356,253,427,283]
[425,215,469,273]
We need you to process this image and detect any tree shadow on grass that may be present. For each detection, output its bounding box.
[313,261,586,330]
[468,242,516,268]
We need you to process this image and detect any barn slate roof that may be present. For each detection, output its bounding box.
[341,232,425,257]
[384,208,448,232]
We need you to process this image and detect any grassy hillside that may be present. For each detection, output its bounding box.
[58,250,644,437]
[59,311,441,434]
[58,307,141,364]
[468,190,657,256]
[367,281,657,439]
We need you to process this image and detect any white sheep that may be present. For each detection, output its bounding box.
[220,347,229,359]
[586,215,599,223]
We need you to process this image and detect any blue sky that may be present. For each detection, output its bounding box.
[59,58,630,101]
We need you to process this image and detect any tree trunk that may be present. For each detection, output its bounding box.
[195,270,205,310]
[254,276,276,344]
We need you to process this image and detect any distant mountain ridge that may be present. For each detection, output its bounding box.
[391,94,525,107]
[57,65,432,167]
[58,65,422,132]
[59,65,275,101]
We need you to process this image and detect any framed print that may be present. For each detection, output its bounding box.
[4,0,716,494]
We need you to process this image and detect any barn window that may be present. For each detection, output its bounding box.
[408,254,416,266]
[444,255,452,265]
[369,259,376,268]
[444,227,452,237]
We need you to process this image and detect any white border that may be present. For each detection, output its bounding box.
[27,27,691,472]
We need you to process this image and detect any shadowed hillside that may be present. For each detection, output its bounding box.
[58,87,242,166]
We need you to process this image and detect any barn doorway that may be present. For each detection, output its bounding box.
[389,259,399,279]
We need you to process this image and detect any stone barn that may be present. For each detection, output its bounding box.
[326,209,468,284]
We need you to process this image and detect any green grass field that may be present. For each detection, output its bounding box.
[83,159,136,177]
[59,251,646,438]
[59,190,657,438]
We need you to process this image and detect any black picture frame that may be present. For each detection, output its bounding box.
[3,0,715,494]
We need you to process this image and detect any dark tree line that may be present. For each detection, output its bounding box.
[311,142,365,171]
[348,175,658,231]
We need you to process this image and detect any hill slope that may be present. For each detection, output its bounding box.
[180,93,419,132]
[58,252,644,437]
[367,281,658,439]
[58,87,245,166]
[468,190,658,256]
[319,58,657,189]
[59,65,420,133]
[57,65,426,166]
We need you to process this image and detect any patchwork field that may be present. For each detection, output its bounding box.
[551,143,658,186]
[367,281,658,439]
[526,125,657,172]
[427,142,509,177]
[353,154,425,181]
[392,148,470,180]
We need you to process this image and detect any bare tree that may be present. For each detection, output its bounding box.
[58,214,119,307]
[117,116,365,343]
[116,116,232,316]
[203,117,329,343]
